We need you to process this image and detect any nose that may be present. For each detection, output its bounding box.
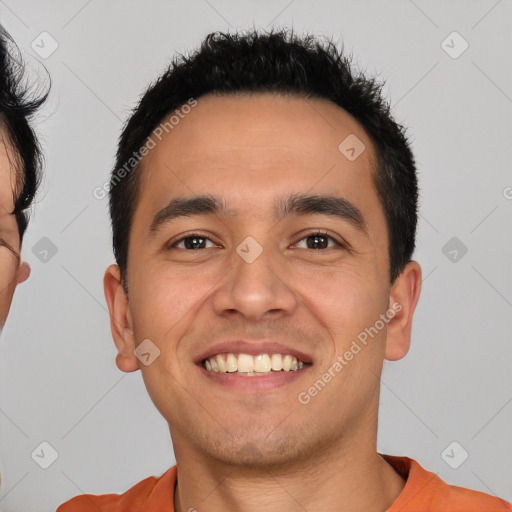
[211,238,299,322]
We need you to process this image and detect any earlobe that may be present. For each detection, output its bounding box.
[16,262,30,283]
[384,260,422,362]
[103,264,139,373]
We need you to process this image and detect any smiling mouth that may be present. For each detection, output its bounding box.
[202,352,311,376]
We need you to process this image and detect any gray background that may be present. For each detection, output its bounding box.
[0,0,511,510]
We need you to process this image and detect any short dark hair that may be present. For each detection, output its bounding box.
[0,25,48,242]
[109,29,418,291]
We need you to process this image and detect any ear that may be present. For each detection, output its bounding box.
[103,264,139,372]
[384,260,422,361]
[16,261,30,283]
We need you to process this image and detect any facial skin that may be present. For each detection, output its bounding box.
[0,129,30,330]
[104,93,422,512]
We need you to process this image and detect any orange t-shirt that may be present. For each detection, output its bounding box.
[56,454,512,511]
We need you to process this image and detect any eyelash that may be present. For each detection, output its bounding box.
[167,230,345,251]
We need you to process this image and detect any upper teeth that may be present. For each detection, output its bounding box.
[204,353,305,373]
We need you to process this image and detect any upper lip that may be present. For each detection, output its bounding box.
[194,340,313,365]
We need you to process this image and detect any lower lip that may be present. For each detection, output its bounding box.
[196,363,312,392]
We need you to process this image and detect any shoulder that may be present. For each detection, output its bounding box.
[382,454,511,512]
[440,483,512,512]
[56,466,177,511]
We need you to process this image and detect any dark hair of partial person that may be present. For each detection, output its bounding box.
[0,25,49,241]
[109,28,418,293]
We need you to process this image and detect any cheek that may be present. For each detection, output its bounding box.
[0,261,17,325]
[0,288,15,325]
[0,256,17,290]
[301,266,389,376]
[128,263,213,346]
[299,263,383,329]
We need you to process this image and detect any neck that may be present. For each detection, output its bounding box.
[172,435,405,512]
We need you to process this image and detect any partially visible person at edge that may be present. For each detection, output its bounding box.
[0,24,48,486]
[57,29,511,512]
[0,25,47,330]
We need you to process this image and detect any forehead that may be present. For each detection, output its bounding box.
[147,93,374,166]
[134,93,385,241]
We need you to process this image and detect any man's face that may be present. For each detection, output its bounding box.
[106,93,420,467]
[0,131,29,330]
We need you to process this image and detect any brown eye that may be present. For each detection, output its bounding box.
[294,231,343,250]
[168,233,217,250]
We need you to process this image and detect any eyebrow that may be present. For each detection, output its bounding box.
[148,193,368,237]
